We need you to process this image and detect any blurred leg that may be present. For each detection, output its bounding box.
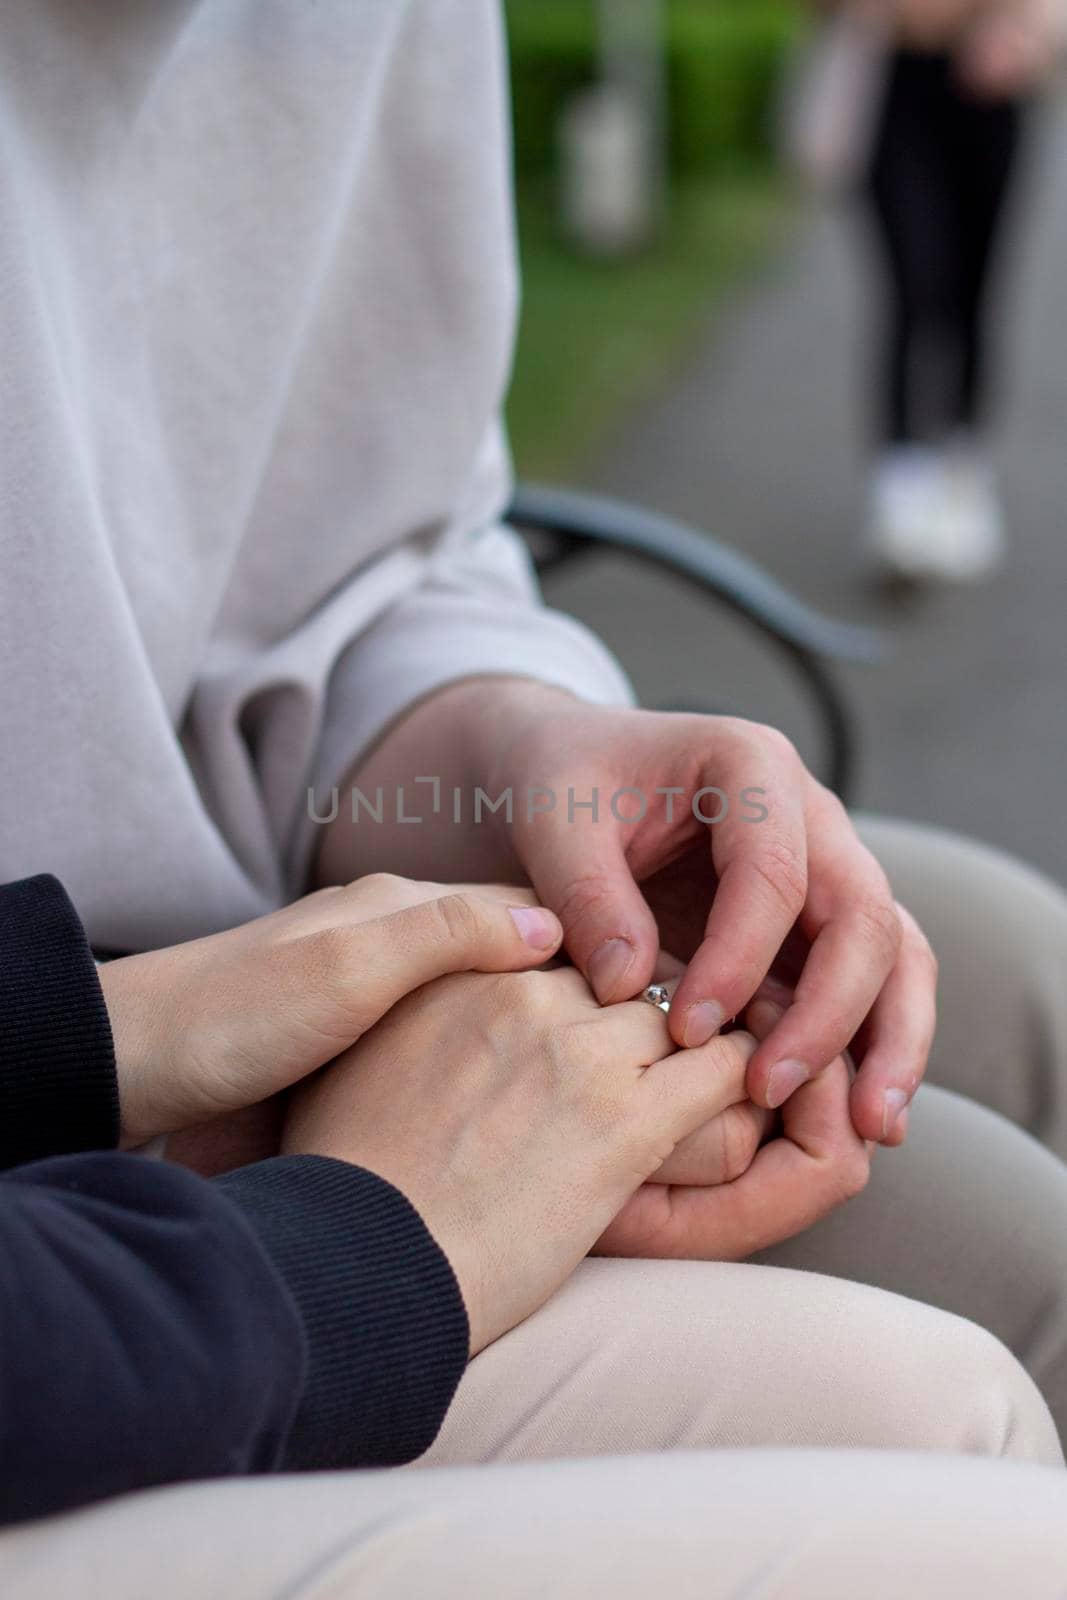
[420,1251,1060,1468]
[950,86,1027,431]
[5,1452,1067,1600]
[857,814,1067,1156]
[866,53,959,443]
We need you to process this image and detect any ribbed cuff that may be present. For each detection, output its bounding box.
[216,1156,470,1470]
[0,875,120,1169]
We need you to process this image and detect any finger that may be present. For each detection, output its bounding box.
[518,827,660,1005]
[882,1104,909,1148]
[652,949,686,983]
[603,1057,868,1260]
[745,879,902,1110]
[746,994,787,1043]
[639,1030,757,1145]
[740,787,905,1110]
[308,892,564,1035]
[669,731,808,1049]
[847,904,937,1144]
[555,985,678,1067]
[653,1099,771,1186]
[281,876,542,939]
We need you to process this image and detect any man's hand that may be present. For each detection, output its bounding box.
[282,965,759,1356]
[97,875,562,1147]
[477,686,936,1147]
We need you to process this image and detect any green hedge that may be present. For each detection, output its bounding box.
[505,0,800,179]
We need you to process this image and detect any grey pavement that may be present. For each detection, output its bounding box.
[543,108,1067,884]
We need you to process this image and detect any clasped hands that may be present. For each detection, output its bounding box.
[100,873,869,1357]
[100,689,938,1356]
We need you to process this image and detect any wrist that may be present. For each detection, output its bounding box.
[319,676,581,887]
[97,953,174,1148]
[468,678,580,791]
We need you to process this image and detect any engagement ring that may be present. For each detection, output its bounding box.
[642,983,671,1015]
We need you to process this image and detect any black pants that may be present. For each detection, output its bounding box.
[866,50,1027,446]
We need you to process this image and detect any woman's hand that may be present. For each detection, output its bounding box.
[282,966,758,1356]
[97,875,563,1147]
[597,998,872,1261]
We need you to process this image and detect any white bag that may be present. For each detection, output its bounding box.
[779,11,891,193]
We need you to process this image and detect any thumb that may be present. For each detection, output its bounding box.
[519,829,660,1004]
[315,892,563,1035]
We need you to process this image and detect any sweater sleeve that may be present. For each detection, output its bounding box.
[285,424,635,891]
[217,1158,471,1471]
[0,1152,307,1526]
[0,874,119,1169]
[0,1153,469,1527]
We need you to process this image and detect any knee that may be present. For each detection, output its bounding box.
[884,1308,1062,1467]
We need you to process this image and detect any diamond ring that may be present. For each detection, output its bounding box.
[642,983,671,1015]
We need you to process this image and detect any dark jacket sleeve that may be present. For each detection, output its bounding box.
[0,877,470,1527]
[0,874,119,1169]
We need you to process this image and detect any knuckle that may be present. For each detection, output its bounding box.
[482,969,557,1029]
[814,786,851,830]
[552,871,617,932]
[835,1143,872,1202]
[898,903,939,981]
[747,837,808,919]
[728,719,802,771]
[854,889,904,966]
[514,969,561,1019]
[718,1112,756,1183]
[354,870,409,902]
[428,891,485,949]
[479,969,530,1014]
[712,1031,755,1091]
[754,723,801,766]
[305,923,359,979]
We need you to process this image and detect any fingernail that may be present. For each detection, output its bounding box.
[766,1058,811,1109]
[683,1000,726,1048]
[509,907,560,950]
[588,938,636,1002]
[881,1088,910,1140]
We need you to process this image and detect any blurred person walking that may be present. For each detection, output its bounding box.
[860,0,1064,581]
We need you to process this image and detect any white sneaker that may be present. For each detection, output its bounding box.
[866,443,1006,584]
[936,441,1007,581]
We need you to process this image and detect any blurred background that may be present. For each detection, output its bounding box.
[504,0,1067,879]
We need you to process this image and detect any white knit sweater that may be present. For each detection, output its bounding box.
[0,0,630,949]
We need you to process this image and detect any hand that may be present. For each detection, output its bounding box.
[474,686,936,1147]
[282,965,758,1355]
[957,3,1061,97]
[889,0,988,49]
[97,875,563,1147]
[598,997,872,1260]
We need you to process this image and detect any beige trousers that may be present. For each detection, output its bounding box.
[8,817,1067,1598]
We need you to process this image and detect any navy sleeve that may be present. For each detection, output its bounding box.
[0,876,470,1526]
[217,1157,470,1471]
[0,1152,307,1526]
[0,875,119,1169]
